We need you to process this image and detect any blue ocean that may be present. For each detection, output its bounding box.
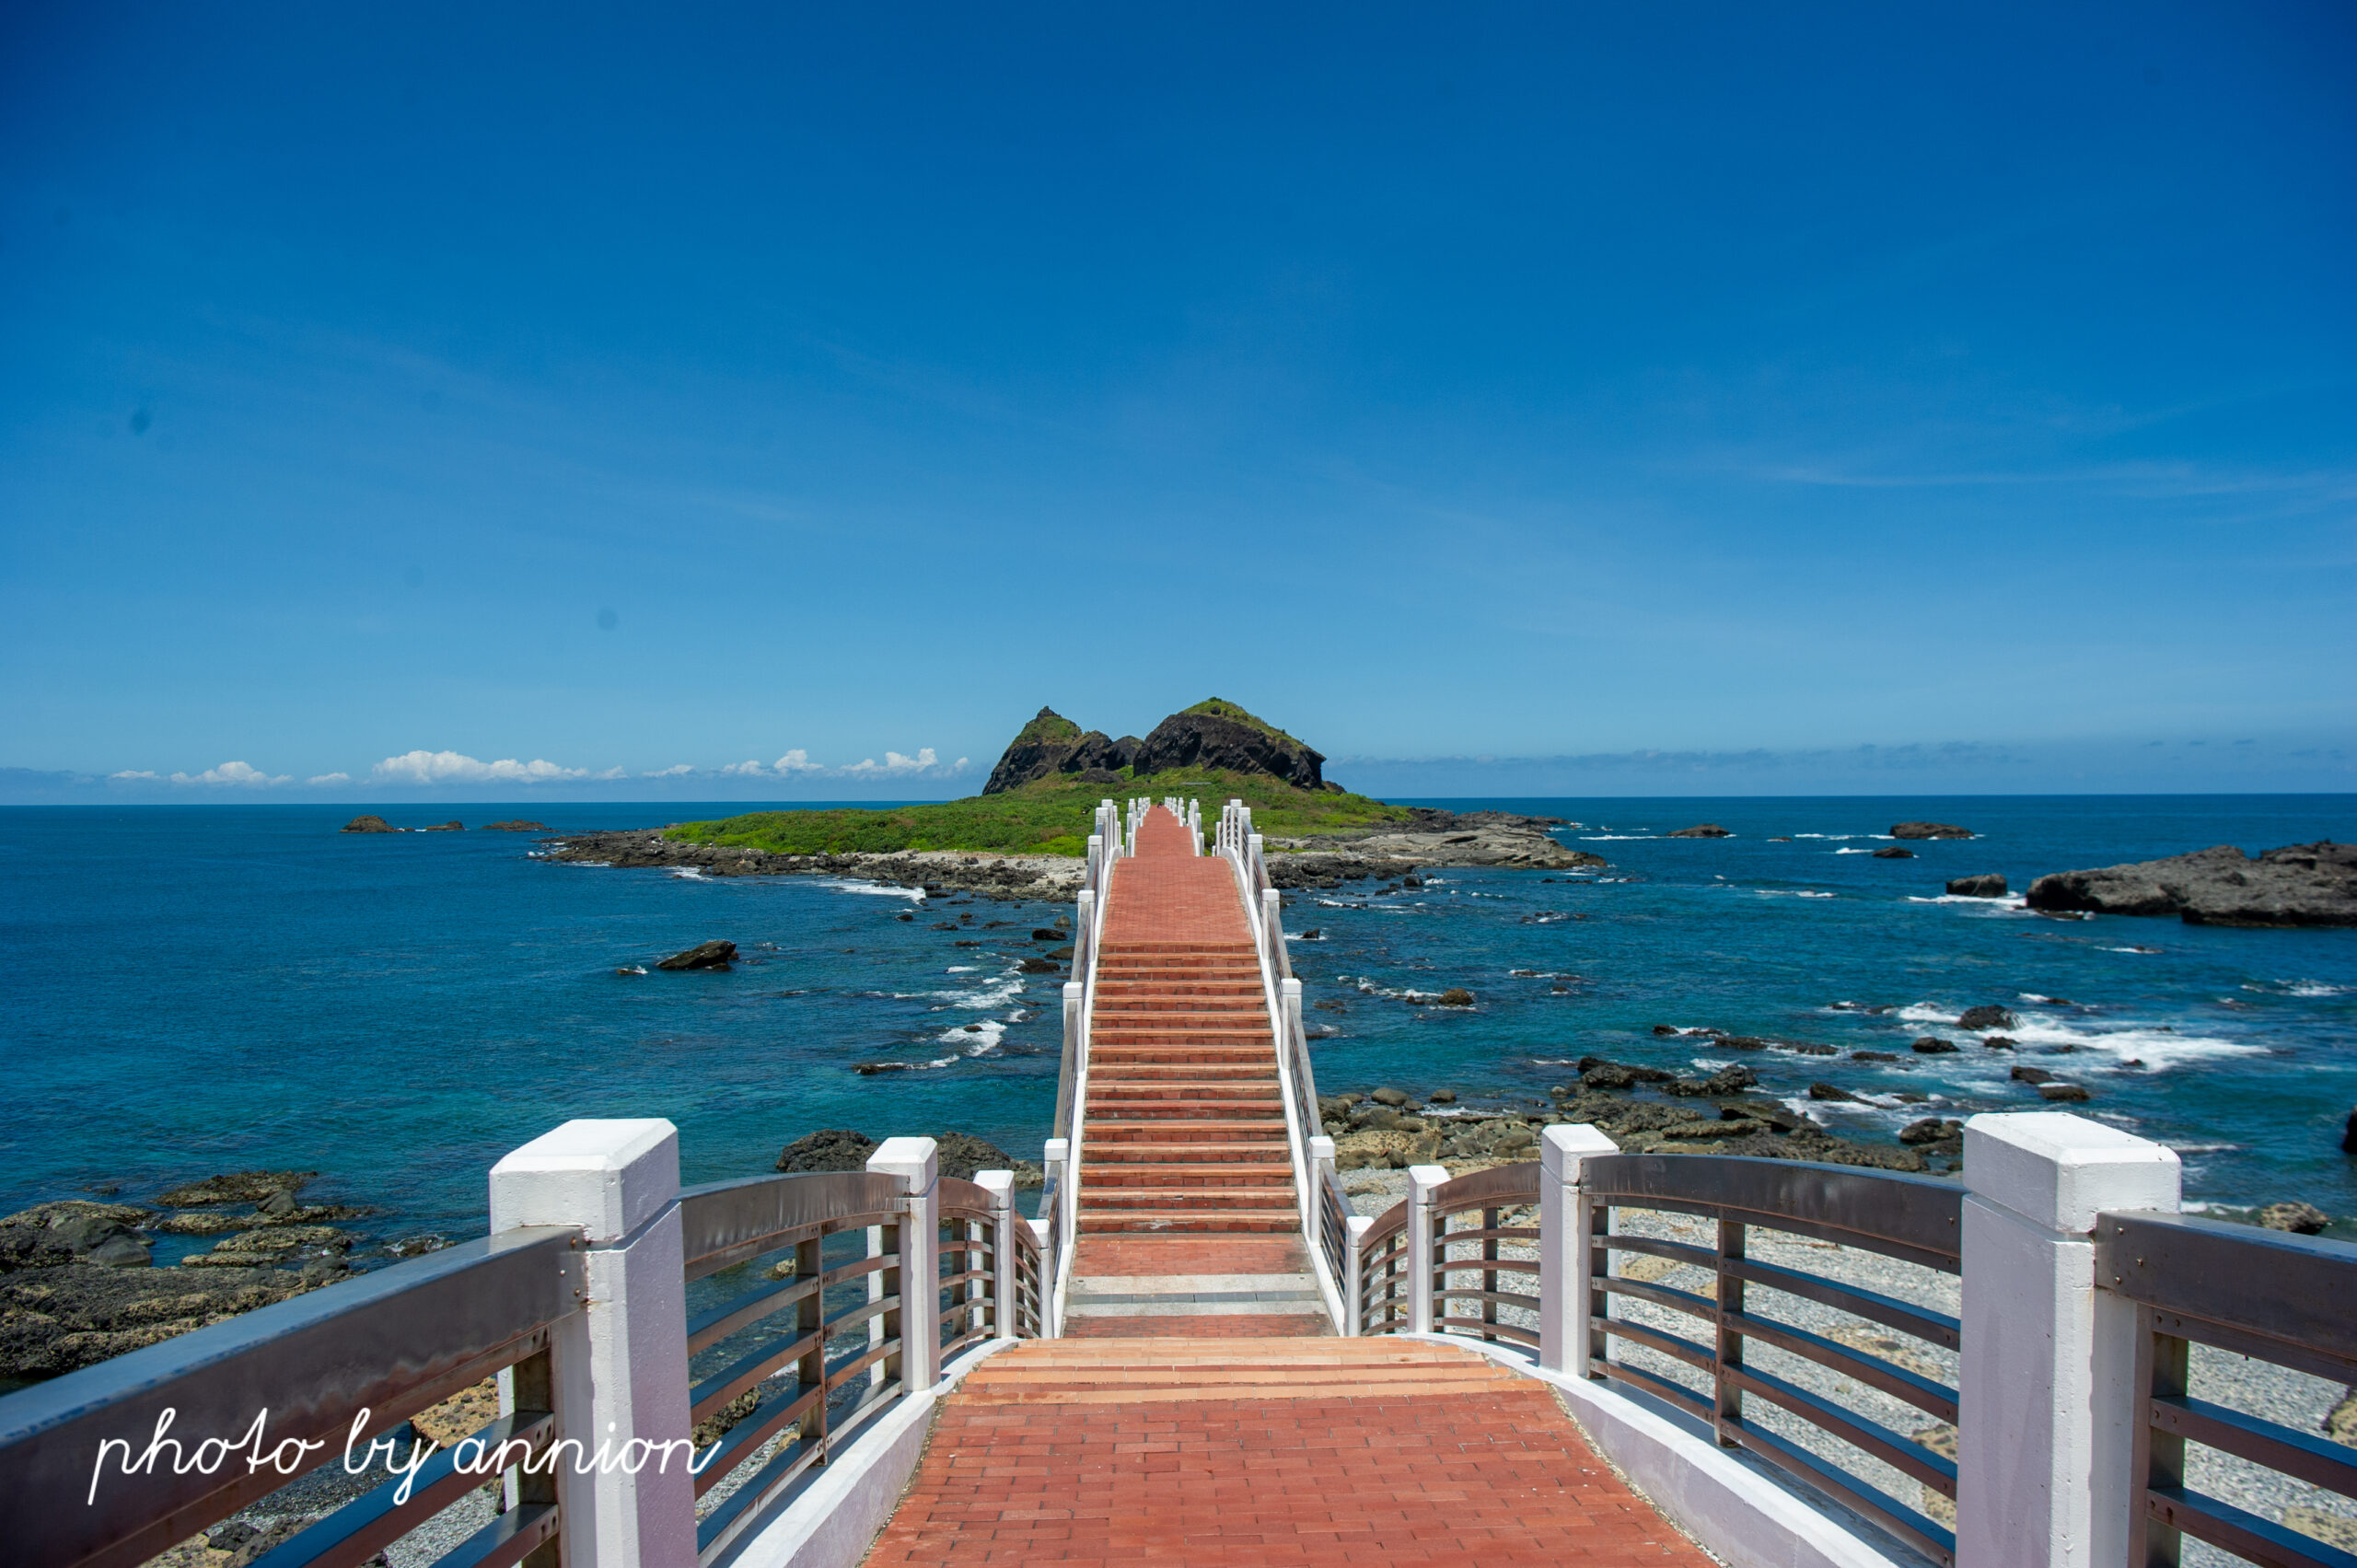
[2,796,2351,1250]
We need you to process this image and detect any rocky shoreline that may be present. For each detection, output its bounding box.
[0,1170,430,1384]
[539,807,1607,899]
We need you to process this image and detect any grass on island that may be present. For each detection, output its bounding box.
[664,769,1410,859]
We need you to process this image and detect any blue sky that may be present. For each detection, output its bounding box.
[3,3,2351,799]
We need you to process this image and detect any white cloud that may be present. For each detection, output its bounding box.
[592,767,626,780]
[110,770,159,781]
[719,759,771,776]
[308,772,353,785]
[774,749,821,772]
[370,750,588,785]
[644,764,694,777]
[841,748,942,777]
[169,761,292,787]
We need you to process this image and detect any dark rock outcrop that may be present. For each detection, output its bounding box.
[2038,1083,2092,1102]
[1667,824,1732,838]
[1958,1005,2019,1032]
[479,819,550,832]
[1129,701,1325,790]
[156,1171,318,1207]
[1808,1082,1857,1102]
[1912,1037,1958,1054]
[1892,822,1974,840]
[340,815,396,833]
[1946,875,2008,897]
[2258,1202,2329,1235]
[2026,842,2357,927]
[774,1129,877,1173]
[656,940,737,970]
[1873,847,1916,860]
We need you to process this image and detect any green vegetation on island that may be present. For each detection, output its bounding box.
[663,700,1411,858]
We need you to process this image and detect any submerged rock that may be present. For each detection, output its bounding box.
[156,1171,317,1208]
[774,1128,877,1173]
[1667,824,1732,838]
[339,815,397,833]
[1912,1037,1958,1054]
[1892,822,1974,840]
[2026,842,2357,927]
[1873,847,1916,860]
[478,819,550,831]
[1957,1005,2020,1032]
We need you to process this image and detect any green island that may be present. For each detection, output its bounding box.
[663,699,1409,857]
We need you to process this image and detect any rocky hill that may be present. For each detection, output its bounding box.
[982,698,1328,796]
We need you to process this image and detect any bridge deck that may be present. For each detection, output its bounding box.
[864,803,1707,1566]
[865,1339,1712,1566]
[1068,805,1323,1335]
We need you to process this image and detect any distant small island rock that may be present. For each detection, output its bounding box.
[1667,824,1732,838]
[656,939,737,970]
[479,819,549,832]
[1946,874,2008,897]
[2026,841,2357,927]
[1891,822,1974,840]
[1873,847,1915,859]
[419,820,463,831]
[341,815,397,833]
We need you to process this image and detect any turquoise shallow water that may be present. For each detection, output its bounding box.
[1,796,2351,1246]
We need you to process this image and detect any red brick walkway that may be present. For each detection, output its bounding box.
[863,1340,1712,1566]
[1072,805,1321,1334]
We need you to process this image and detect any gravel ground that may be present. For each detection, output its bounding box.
[1337,1165,2357,1567]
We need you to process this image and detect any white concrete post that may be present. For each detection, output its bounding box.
[1306,1132,1335,1237]
[489,1119,696,1568]
[865,1136,940,1396]
[1955,1112,2181,1568]
[1040,1135,1068,1334]
[1343,1214,1373,1336]
[1261,889,1283,954]
[1407,1164,1449,1335]
[974,1169,1016,1342]
[1538,1123,1620,1376]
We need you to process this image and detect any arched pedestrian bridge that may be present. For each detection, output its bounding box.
[6,800,2353,1568]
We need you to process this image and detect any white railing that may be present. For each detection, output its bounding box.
[1213,798,1349,1331]
[1047,797,1121,1334]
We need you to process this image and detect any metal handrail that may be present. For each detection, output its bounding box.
[2096,1212,2357,1568]
[1432,1164,1542,1349]
[0,1226,583,1568]
[1585,1154,1963,1566]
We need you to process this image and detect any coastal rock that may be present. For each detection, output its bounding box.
[0,1262,319,1379]
[0,1202,152,1272]
[420,820,462,831]
[540,831,1088,903]
[1892,822,1974,840]
[2010,1065,2053,1085]
[1427,1089,1457,1105]
[1664,1065,1758,1097]
[933,1132,1040,1184]
[1912,1037,1958,1053]
[1017,957,1061,973]
[1578,1058,1674,1091]
[1957,1005,2019,1032]
[1667,824,1732,838]
[2026,841,2357,927]
[656,940,737,971]
[1873,847,1916,860]
[156,1171,317,1208]
[1946,875,2008,897]
[1899,1118,1966,1147]
[1334,1128,1439,1170]
[2038,1083,2092,1102]
[1371,1087,1411,1108]
[2345,1109,2357,1156]
[340,815,397,833]
[1435,988,1475,1007]
[774,1128,877,1173]
[1807,1083,1858,1102]
[478,819,549,831]
[1269,809,1601,883]
[2258,1202,2329,1235]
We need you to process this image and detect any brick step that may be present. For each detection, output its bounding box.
[1094,994,1265,1012]
[1080,1187,1295,1210]
[1087,1082,1281,1102]
[1079,1142,1293,1167]
[1086,1118,1288,1144]
[1086,1103,1281,1124]
[1079,1163,1298,1189]
[1093,1015,1270,1033]
[1089,1049,1278,1068]
[1096,977,1262,992]
[1099,943,1253,958]
[1082,1063,1278,1083]
[1075,1209,1301,1235]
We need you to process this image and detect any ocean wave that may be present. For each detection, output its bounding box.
[2104,946,2163,955]
[1579,835,1658,841]
[669,867,708,880]
[935,1018,1006,1052]
[817,879,925,902]
[1834,848,1872,855]
[1894,1001,2263,1072]
[1907,894,2030,911]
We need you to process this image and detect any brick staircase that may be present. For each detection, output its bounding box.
[954,1337,1521,1404]
[1078,907,1294,1236]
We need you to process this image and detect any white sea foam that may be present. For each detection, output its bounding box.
[669,867,708,880]
[935,1019,1006,1052]
[2104,946,2163,955]
[1579,835,1658,841]
[1895,1001,2262,1072]
[1794,833,1868,841]
[818,878,925,901]
[2288,981,2351,998]
[945,965,977,974]
[1835,848,1872,855]
[1907,893,2030,911]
